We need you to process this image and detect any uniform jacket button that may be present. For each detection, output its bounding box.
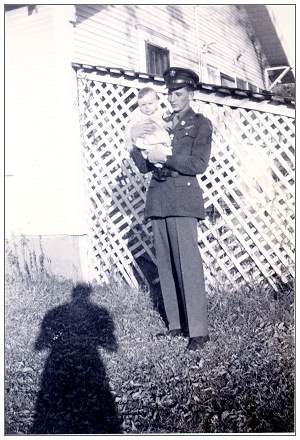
[187,182,191,186]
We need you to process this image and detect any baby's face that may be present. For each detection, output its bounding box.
[138,92,158,116]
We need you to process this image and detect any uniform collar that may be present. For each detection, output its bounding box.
[174,107,195,128]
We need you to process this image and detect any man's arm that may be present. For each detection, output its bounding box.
[165,116,212,175]
[130,146,153,174]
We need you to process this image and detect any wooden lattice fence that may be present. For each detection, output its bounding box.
[76,67,295,290]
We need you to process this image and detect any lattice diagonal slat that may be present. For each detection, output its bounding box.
[77,70,295,290]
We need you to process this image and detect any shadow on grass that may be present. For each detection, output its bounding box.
[133,254,168,327]
[31,283,122,434]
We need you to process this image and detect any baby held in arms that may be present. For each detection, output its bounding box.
[126,87,172,168]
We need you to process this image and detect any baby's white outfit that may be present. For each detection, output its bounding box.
[126,108,172,168]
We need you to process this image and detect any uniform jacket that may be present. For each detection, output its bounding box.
[130,107,212,220]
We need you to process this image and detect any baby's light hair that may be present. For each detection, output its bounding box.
[138,87,158,100]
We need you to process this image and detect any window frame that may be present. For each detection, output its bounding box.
[136,24,174,74]
[220,72,236,88]
[206,64,221,85]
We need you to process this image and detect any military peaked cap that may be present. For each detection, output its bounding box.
[163,67,199,91]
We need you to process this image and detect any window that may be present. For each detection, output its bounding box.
[248,83,259,92]
[206,65,220,85]
[237,78,260,92]
[220,73,236,87]
[236,78,247,90]
[204,65,261,91]
[145,43,170,76]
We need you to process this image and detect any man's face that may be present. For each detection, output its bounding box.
[168,87,193,113]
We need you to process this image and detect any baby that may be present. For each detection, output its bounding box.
[125,87,172,168]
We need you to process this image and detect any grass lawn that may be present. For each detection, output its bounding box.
[5,270,294,434]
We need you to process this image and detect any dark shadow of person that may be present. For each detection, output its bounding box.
[31,283,122,434]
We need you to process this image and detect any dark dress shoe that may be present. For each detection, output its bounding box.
[155,329,182,338]
[187,335,210,351]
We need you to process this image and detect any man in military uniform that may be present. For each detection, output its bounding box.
[130,67,213,351]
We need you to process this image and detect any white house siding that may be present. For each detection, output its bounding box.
[196,5,266,87]
[74,5,199,71]
[5,5,89,280]
[6,5,57,235]
[74,4,266,88]
[74,5,136,69]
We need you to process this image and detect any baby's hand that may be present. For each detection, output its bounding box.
[147,145,168,164]
[143,119,159,134]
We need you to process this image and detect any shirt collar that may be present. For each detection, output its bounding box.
[177,106,194,121]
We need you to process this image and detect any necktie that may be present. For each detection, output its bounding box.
[172,113,180,128]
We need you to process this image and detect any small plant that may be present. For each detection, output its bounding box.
[5,236,51,283]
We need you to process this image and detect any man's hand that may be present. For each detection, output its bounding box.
[147,144,169,164]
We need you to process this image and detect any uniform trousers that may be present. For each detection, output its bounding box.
[151,217,208,338]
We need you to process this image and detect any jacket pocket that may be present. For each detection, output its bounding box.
[176,126,198,140]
